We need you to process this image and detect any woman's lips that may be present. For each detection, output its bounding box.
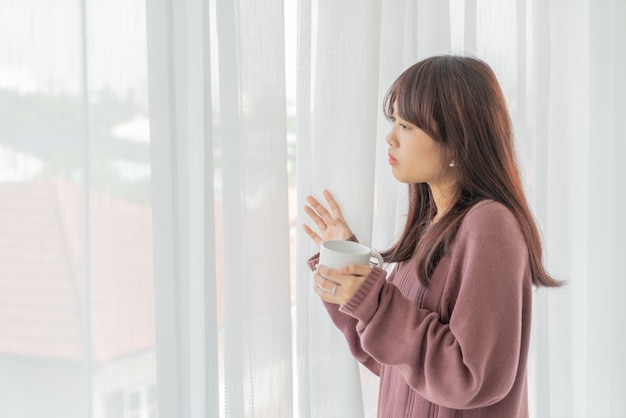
[388,153,398,165]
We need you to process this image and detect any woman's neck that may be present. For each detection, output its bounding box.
[429,180,458,224]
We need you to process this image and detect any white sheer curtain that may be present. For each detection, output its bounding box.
[2,0,625,417]
[0,1,155,418]
[528,1,626,416]
[145,0,293,417]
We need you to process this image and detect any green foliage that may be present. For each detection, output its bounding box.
[0,89,82,139]
[1,88,151,205]
[0,88,140,139]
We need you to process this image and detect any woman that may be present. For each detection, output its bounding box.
[303,55,560,417]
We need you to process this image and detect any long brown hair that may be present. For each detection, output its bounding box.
[381,55,560,288]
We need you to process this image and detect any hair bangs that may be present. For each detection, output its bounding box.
[383,61,441,142]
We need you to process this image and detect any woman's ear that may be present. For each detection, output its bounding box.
[440,145,455,168]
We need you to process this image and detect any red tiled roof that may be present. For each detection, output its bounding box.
[0,181,155,364]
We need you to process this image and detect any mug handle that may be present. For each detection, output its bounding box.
[369,250,384,268]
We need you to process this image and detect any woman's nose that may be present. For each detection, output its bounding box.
[386,131,396,146]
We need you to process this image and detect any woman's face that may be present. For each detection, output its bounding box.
[386,104,453,188]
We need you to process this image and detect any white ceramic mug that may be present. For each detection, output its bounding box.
[319,240,384,270]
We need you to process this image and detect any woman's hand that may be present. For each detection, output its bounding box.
[313,264,373,306]
[303,189,353,248]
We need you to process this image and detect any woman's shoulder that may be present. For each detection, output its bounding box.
[459,199,524,241]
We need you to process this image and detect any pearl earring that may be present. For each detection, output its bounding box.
[449,160,456,168]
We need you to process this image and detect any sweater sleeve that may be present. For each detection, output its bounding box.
[339,202,531,409]
[306,236,383,376]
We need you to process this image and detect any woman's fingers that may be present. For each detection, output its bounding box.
[313,271,340,289]
[313,271,342,301]
[303,191,352,242]
[303,193,340,235]
[313,280,340,297]
[306,195,331,219]
[313,264,373,305]
[323,189,345,221]
[303,204,327,232]
[305,191,345,222]
[302,224,321,247]
[338,264,373,277]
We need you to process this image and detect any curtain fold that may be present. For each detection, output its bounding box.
[145,0,219,416]
[608,0,626,409]
[505,1,626,417]
[147,0,293,416]
[587,1,626,414]
[296,1,383,416]
[215,0,293,416]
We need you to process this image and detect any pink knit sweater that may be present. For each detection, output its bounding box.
[308,200,532,417]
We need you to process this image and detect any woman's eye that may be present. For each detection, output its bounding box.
[399,123,408,129]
